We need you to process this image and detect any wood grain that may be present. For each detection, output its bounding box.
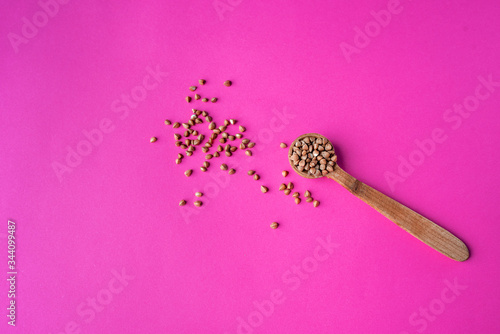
[328,165,470,261]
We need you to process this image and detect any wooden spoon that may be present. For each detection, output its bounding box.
[289,133,470,262]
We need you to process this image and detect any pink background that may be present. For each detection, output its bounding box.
[1,0,500,333]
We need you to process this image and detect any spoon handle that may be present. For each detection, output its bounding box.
[327,165,469,261]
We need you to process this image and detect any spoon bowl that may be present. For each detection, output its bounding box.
[288,133,336,179]
[288,132,470,262]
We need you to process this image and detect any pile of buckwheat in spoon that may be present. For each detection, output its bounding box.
[290,136,337,177]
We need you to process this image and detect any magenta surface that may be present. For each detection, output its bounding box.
[1,1,500,333]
